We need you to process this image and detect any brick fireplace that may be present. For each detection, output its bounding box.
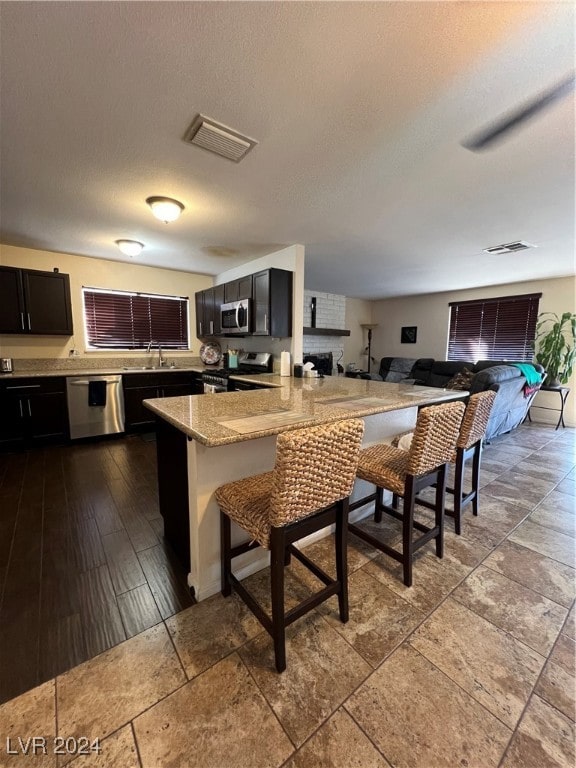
[303,289,346,373]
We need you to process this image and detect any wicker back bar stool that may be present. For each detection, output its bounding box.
[349,401,465,587]
[415,391,496,534]
[216,418,365,673]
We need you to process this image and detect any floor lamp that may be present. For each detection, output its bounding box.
[361,323,378,373]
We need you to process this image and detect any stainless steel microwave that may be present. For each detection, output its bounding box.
[220,299,251,334]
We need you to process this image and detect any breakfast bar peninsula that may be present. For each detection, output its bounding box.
[144,375,465,601]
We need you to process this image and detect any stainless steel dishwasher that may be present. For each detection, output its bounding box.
[66,375,125,439]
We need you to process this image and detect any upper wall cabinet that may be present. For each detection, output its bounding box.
[252,268,292,337]
[224,275,253,303]
[0,267,74,335]
[195,284,225,337]
[194,267,292,338]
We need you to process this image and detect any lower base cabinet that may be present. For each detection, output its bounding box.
[0,377,69,449]
[123,385,160,430]
[155,418,191,572]
[0,370,204,448]
[123,371,203,431]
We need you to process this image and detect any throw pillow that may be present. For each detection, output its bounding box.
[446,367,474,391]
[397,432,414,451]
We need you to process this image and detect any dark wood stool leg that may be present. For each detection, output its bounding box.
[220,510,232,597]
[471,441,482,516]
[402,477,415,587]
[435,465,446,559]
[270,528,287,673]
[374,486,384,522]
[453,448,464,535]
[335,499,349,623]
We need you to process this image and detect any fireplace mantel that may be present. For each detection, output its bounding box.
[303,327,350,336]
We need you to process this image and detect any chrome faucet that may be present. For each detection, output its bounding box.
[146,340,165,367]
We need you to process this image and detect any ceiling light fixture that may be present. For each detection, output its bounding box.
[115,239,144,257]
[146,196,185,223]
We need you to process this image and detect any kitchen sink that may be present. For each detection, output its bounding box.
[122,365,185,371]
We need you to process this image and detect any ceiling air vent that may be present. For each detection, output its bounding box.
[483,241,536,255]
[183,115,258,162]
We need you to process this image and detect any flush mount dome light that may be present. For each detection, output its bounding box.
[115,239,144,257]
[146,196,185,223]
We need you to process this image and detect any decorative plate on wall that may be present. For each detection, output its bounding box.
[199,342,222,365]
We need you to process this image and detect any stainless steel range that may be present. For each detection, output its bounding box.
[202,352,273,393]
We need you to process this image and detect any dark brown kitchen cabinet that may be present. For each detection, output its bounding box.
[0,267,24,333]
[195,268,291,338]
[0,266,73,335]
[0,377,69,449]
[189,373,205,395]
[155,417,191,571]
[252,268,292,337]
[223,275,253,303]
[211,285,226,336]
[195,285,225,337]
[123,385,159,430]
[194,292,204,338]
[123,371,202,431]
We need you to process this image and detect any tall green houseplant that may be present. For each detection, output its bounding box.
[534,311,576,387]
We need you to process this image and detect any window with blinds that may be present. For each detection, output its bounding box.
[83,288,189,349]
[447,293,541,362]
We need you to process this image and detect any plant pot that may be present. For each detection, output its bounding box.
[545,376,561,388]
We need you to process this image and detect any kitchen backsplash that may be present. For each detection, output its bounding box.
[11,355,203,372]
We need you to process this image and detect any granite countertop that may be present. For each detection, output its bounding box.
[143,377,466,447]
[0,365,212,379]
[226,372,283,386]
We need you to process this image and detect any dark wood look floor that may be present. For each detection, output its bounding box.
[0,435,194,704]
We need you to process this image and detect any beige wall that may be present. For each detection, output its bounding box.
[344,297,374,370]
[0,244,213,359]
[370,276,576,426]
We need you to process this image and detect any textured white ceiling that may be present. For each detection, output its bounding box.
[0,1,574,299]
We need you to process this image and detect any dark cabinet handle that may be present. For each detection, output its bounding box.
[27,313,31,330]
[19,399,23,418]
[6,384,41,389]
[27,399,32,417]
[20,312,25,330]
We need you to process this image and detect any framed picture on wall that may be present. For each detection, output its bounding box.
[401,326,417,344]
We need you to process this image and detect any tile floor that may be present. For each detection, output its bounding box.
[0,423,574,767]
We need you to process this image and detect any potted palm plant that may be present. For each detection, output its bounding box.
[534,311,576,387]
